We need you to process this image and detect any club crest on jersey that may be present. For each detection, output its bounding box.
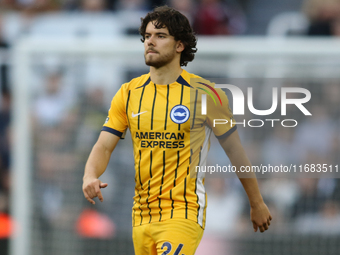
[170,105,190,124]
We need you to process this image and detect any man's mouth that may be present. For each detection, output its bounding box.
[147,49,158,54]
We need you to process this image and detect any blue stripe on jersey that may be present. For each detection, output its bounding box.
[176,75,193,88]
[215,125,237,140]
[101,127,123,138]
[136,77,151,89]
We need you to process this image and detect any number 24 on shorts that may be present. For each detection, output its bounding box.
[161,242,184,255]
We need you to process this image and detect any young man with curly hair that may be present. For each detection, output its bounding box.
[82,6,272,255]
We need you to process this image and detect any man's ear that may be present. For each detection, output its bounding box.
[176,41,185,53]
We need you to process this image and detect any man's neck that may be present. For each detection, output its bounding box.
[149,65,183,85]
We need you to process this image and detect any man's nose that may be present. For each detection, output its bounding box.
[147,35,155,46]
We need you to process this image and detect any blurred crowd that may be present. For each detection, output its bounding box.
[0,0,340,42]
[0,0,247,37]
[1,0,340,254]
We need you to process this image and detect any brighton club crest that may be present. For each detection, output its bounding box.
[170,105,190,124]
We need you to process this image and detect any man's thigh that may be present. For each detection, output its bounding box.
[133,219,204,255]
[151,218,204,255]
[133,223,157,255]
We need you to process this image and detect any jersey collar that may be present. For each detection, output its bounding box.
[136,69,193,89]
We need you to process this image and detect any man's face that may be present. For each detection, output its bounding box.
[144,21,180,68]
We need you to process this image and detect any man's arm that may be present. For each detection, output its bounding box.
[218,129,272,233]
[82,131,120,205]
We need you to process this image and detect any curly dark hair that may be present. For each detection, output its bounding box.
[139,6,197,67]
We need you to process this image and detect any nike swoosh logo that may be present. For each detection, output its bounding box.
[132,111,147,117]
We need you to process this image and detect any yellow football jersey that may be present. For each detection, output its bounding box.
[103,69,236,229]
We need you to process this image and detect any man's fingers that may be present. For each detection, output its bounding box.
[87,198,96,205]
[97,191,104,202]
[95,186,104,202]
[83,180,107,204]
[100,183,108,188]
[84,192,96,205]
[83,187,94,200]
[259,225,265,232]
[263,222,268,231]
[97,182,107,202]
[88,187,97,200]
[253,222,258,232]
[253,220,269,233]
[83,185,97,203]
[250,204,272,233]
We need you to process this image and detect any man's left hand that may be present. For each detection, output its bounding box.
[250,202,272,233]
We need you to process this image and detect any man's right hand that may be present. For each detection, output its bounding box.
[82,179,108,205]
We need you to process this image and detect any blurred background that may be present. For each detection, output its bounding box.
[1,0,340,255]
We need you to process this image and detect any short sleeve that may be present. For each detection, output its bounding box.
[205,88,237,139]
[102,84,129,138]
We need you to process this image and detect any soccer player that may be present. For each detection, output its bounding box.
[82,6,272,255]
